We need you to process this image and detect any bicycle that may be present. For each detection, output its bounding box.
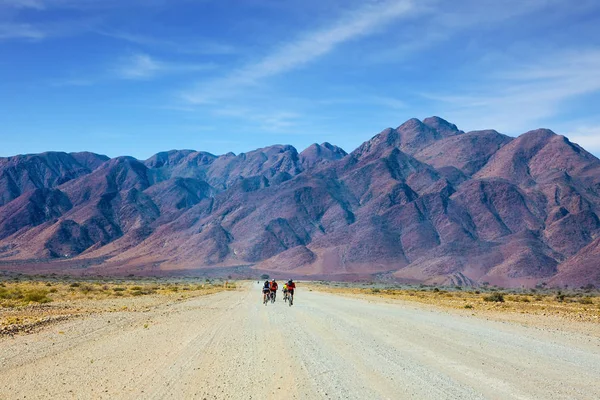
[263,291,269,305]
[270,291,276,304]
[288,292,294,307]
[283,291,288,303]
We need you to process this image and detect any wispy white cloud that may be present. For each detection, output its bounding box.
[182,0,418,104]
[0,0,45,9]
[0,22,45,40]
[97,30,237,55]
[213,106,303,133]
[421,49,600,134]
[48,78,94,87]
[115,52,216,80]
[565,125,600,156]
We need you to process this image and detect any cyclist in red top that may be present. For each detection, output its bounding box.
[287,279,296,297]
[269,279,278,301]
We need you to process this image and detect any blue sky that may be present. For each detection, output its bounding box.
[1,0,600,159]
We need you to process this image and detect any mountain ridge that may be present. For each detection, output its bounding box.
[1,117,599,287]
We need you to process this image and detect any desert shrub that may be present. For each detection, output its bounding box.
[49,288,58,293]
[79,285,94,294]
[555,291,566,302]
[24,289,52,303]
[113,287,126,292]
[371,288,381,293]
[70,282,80,288]
[433,288,440,293]
[579,297,594,305]
[464,304,473,309]
[0,288,24,300]
[483,293,505,302]
[130,286,143,291]
[474,290,481,294]
[131,290,143,296]
[535,295,543,301]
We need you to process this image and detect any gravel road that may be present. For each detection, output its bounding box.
[1,282,600,399]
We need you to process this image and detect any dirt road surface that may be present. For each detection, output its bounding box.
[1,282,600,399]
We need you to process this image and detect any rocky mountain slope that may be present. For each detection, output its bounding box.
[1,117,599,287]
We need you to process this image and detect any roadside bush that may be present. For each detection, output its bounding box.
[70,282,80,287]
[0,287,23,300]
[483,293,505,302]
[23,289,52,303]
[49,288,58,293]
[371,288,381,293]
[579,297,594,305]
[464,304,473,309]
[79,285,94,294]
[556,291,566,302]
[113,287,126,292]
[130,286,143,291]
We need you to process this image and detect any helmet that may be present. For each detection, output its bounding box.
[272,279,276,282]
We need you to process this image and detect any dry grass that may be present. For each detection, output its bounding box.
[0,278,238,333]
[308,284,600,324]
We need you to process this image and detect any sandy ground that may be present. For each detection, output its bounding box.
[1,282,600,400]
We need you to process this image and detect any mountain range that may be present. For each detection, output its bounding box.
[1,117,599,287]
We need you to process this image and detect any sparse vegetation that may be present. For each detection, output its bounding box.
[0,275,239,333]
[23,289,52,304]
[307,282,600,324]
[483,293,505,302]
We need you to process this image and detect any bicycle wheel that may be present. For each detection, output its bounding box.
[289,293,293,307]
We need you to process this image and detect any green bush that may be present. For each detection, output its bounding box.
[23,289,52,303]
[0,288,24,300]
[483,293,505,302]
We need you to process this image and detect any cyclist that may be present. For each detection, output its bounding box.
[262,280,270,304]
[269,279,278,302]
[287,279,296,303]
[282,282,288,301]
